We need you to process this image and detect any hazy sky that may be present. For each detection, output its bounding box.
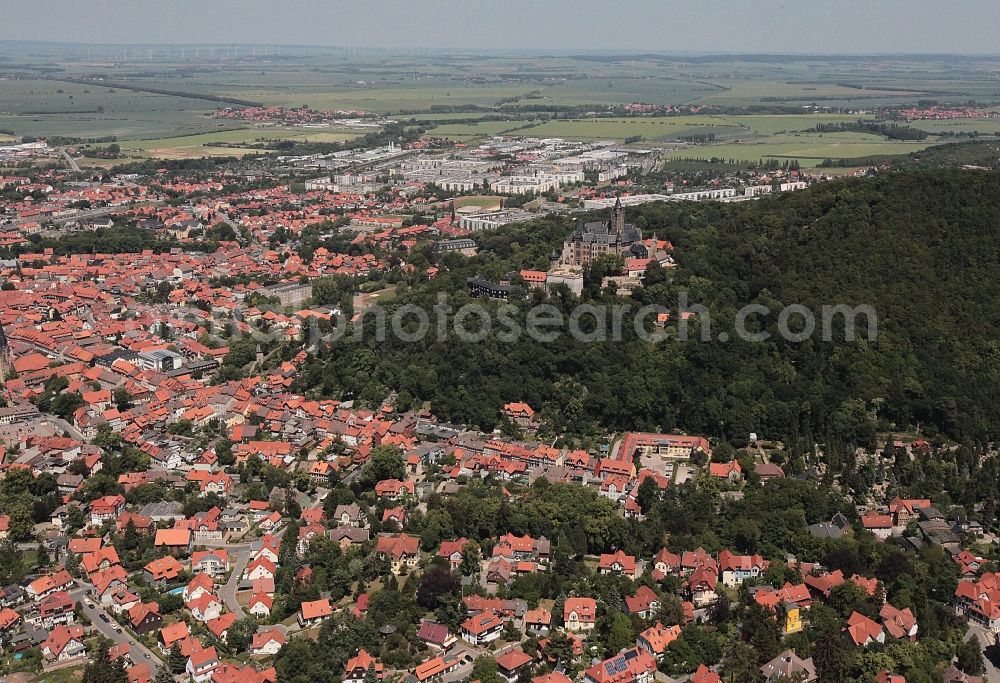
[3,0,999,54]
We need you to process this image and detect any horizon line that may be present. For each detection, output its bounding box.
[2,39,1000,59]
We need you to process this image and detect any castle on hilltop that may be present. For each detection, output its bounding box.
[560,197,645,267]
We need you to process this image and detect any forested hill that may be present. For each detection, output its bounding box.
[294,169,1000,452]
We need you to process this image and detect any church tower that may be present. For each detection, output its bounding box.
[611,196,625,234]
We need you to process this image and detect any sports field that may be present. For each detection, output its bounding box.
[453,196,503,211]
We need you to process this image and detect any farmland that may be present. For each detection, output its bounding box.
[661,136,936,168]
[438,113,882,142]
[112,127,362,159]
[0,78,235,140]
[0,49,997,165]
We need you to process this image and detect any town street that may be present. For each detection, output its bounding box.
[72,585,163,670]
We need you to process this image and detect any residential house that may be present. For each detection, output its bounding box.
[39,591,76,628]
[524,608,551,634]
[708,460,742,483]
[188,593,224,623]
[154,528,193,555]
[583,648,657,683]
[298,598,334,628]
[187,646,221,683]
[191,550,229,577]
[624,586,660,619]
[417,620,456,650]
[719,550,766,587]
[502,402,535,427]
[692,665,722,683]
[496,648,534,683]
[41,624,87,663]
[564,597,597,632]
[333,503,365,527]
[651,548,681,580]
[374,479,414,501]
[438,538,470,571]
[144,556,183,588]
[26,570,74,601]
[889,498,931,527]
[413,656,461,683]
[158,621,190,652]
[880,604,918,640]
[954,572,1000,633]
[461,611,505,645]
[598,550,639,579]
[343,649,384,683]
[846,611,885,646]
[184,573,215,603]
[759,650,816,682]
[248,593,273,618]
[636,622,681,657]
[687,563,719,607]
[89,494,126,526]
[206,614,236,642]
[249,628,286,656]
[862,513,894,540]
[375,534,420,575]
[128,602,163,635]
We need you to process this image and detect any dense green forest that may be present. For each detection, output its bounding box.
[293,170,1000,450]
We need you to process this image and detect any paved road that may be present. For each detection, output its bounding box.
[61,149,81,173]
[219,546,252,619]
[73,586,163,670]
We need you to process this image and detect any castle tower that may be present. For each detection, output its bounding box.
[611,195,625,234]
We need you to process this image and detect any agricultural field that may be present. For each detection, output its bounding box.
[111,127,362,160]
[907,118,1000,134]
[0,51,997,164]
[693,80,924,107]
[0,78,235,140]
[434,114,882,142]
[662,136,936,168]
[425,120,542,140]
